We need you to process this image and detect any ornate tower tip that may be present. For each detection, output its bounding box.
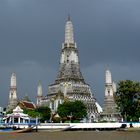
[12,72,16,76]
[105,64,109,71]
[68,14,71,21]
[65,14,74,44]
[38,80,42,86]
[105,67,112,84]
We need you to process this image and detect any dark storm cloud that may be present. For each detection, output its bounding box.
[77,0,140,67]
[0,0,140,106]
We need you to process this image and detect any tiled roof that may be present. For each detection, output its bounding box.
[19,101,36,110]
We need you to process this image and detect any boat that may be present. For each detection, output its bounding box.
[13,127,33,133]
[0,126,34,133]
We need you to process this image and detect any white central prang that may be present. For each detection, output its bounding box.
[65,20,74,44]
[60,50,79,64]
[47,17,101,121]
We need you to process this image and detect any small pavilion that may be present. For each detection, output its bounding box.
[4,106,30,124]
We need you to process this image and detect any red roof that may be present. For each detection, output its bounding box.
[19,101,36,110]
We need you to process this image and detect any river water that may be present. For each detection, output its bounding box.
[0,131,140,140]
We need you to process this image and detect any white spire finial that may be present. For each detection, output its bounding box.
[65,16,74,44]
[37,81,43,97]
[105,68,112,84]
[11,72,16,87]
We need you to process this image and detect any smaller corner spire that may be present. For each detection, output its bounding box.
[37,80,43,97]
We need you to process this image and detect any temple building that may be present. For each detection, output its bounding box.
[36,82,44,106]
[100,69,121,122]
[6,73,36,113]
[6,73,18,112]
[38,16,102,122]
[18,100,36,111]
[36,82,49,107]
[4,106,30,124]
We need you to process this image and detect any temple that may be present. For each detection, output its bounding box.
[6,73,18,112]
[36,81,44,106]
[100,69,121,122]
[38,16,102,122]
[4,106,30,124]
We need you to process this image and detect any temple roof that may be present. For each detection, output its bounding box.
[13,106,23,113]
[18,101,36,110]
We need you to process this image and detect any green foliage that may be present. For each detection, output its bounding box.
[57,100,87,122]
[36,106,51,122]
[23,106,51,123]
[23,109,41,118]
[116,80,140,121]
[72,120,80,123]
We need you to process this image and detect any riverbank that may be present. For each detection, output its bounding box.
[0,131,140,140]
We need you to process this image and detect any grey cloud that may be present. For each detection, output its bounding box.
[0,0,140,106]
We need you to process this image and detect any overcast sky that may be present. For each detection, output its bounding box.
[0,0,140,107]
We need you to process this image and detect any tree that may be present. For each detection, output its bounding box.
[23,106,51,122]
[23,109,40,118]
[36,106,51,122]
[116,80,140,121]
[57,100,87,122]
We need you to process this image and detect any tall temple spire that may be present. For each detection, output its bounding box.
[11,72,16,88]
[64,16,74,44]
[58,17,83,83]
[10,72,17,99]
[6,72,18,112]
[37,81,43,97]
[101,69,121,122]
[37,81,43,106]
[47,16,100,122]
